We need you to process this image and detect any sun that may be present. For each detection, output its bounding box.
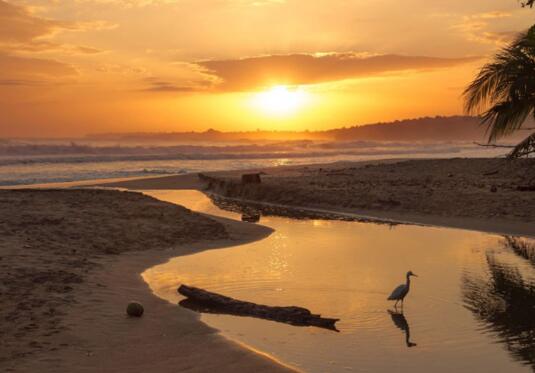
[251,85,309,116]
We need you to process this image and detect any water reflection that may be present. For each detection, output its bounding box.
[462,236,535,368]
[388,310,417,348]
[143,190,534,373]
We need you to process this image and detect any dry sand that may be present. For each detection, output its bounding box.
[108,158,535,237]
[0,189,292,373]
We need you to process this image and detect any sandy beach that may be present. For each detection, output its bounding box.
[0,189,291,373]
[3,157,535,372]
[101,158,535,237]
[188,158,535,237]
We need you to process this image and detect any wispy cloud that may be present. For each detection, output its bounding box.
[141,77,199,92]
[70,0,284,8]
[0,1,111,54]
[453,11,518,46]
[0,52,76,86]
[0,0,68,45]
[140,73,218,93]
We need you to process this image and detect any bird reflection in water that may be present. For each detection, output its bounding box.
[388,310,417,348]
[462,236,535,368]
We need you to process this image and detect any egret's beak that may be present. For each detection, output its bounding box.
[412,273,418,277]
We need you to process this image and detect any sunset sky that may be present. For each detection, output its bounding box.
[1,0,533,137]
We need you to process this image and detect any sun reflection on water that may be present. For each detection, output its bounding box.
[142,190,534,373]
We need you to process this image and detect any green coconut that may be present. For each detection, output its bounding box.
[126,302,144,317]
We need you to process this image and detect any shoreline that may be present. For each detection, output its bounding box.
[1,189,293,373]
[206,193,535,238]
[99,158,535,238]
[5,156,535,372]
[17,215,295,373]
[197,158,535,238]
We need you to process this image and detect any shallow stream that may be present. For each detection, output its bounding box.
[143,190,535,373]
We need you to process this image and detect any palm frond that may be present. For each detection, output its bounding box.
[463,26,535,145]
[480,100,533,141]
[509,132,535,158]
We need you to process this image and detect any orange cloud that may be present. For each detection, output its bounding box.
[0,1,64,45]
[141,77,203,92]
[0,1,109,86]
[0,53,76,86]
[196,53,480,91]
[0,1,107,53]
[453,11,518,46]
[69,0,284,7]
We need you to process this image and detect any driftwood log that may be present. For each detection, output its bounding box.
[178,284,339,331]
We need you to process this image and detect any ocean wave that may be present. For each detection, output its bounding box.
[0,142,473,167]
[0,141,508,186]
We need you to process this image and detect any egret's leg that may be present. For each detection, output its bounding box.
[394,300,399,308]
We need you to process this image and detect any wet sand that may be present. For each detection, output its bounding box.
[0,189,292,372]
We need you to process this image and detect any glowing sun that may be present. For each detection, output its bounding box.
[252,85,309,116]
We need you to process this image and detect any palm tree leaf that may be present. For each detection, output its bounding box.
[509,132,535,158]
[464,26,535,145]
[480,100,533,141]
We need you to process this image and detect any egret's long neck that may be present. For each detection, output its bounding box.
[406,275,411,287]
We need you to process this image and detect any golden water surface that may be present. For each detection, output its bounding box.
[143,190,535,373]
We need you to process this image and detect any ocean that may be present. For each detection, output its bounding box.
[0,139,509,186]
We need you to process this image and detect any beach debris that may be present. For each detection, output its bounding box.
[490,185,498,193]
[178,284,339,331]
[126,302,144,317]
[241,211,260,223]
[241,173,262,184]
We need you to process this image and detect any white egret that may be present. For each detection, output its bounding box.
[387,271,418,308]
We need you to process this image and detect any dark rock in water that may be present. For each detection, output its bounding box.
[178,284,339,331]
[241,173,261,184]
[126,302,144,317]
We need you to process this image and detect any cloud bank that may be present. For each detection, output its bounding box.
[195,53,479,91]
